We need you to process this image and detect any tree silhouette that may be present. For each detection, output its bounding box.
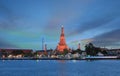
[85,43,97,56]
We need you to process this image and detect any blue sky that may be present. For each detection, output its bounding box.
[0,0,120,50]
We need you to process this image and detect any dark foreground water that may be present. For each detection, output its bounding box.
[0,60,120,76]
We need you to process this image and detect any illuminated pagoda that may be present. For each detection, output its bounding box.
[56,26,69,52]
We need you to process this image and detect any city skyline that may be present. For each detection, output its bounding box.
[0,0,120,50]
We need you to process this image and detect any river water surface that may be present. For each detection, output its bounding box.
[0,60,120,76]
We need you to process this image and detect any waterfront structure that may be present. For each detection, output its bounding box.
[44,44,47,55]
[56,26,69,52]
[44,44,47,52]
[0,49,33,58]
[78,43,81,50]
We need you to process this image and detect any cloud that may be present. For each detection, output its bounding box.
[0,2,22,30]
[68,14,118,36]
[0,38,18,48]
[91,29,120,48]
[93,29,120,40]
[43,0,92,31]
[43,7,79,37]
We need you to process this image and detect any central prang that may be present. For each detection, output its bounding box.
[56,26,69,52]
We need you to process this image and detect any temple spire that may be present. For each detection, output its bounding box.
[56,26,69,52]
[61,26,64,36]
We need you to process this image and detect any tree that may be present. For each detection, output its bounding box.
[77,49,82,54]
[62,49,69,55]
[85,43,97,56]
[101,50,108,56]
[24,52,33,57]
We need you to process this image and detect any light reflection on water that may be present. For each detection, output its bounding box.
[0,60,120,76]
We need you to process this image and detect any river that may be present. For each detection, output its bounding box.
[0,60,120,76]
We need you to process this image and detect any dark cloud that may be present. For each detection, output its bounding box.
[0,2,21,30]
[93,29,120,40]
[0,2,12,16]
[68,14,119,36]
[0,39,18,49]
[92,29,120,48]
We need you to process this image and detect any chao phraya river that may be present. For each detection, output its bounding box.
[0,60,120,76]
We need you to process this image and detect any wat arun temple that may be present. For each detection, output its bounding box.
[56,26,69,52]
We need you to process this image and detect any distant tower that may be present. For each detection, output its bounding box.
[78,43,80,50]
[42,37,44,50]
[44,44,47,55]
[56,26,69,52]
[44,44,47,52]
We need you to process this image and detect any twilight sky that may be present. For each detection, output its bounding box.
[0,0,120,50]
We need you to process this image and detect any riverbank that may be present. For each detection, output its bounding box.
[0,56,120,60]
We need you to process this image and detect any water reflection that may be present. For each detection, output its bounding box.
[57,60,66,63]
[58,60,67,76]
[72,60,77,63]
[0,60,120,76]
